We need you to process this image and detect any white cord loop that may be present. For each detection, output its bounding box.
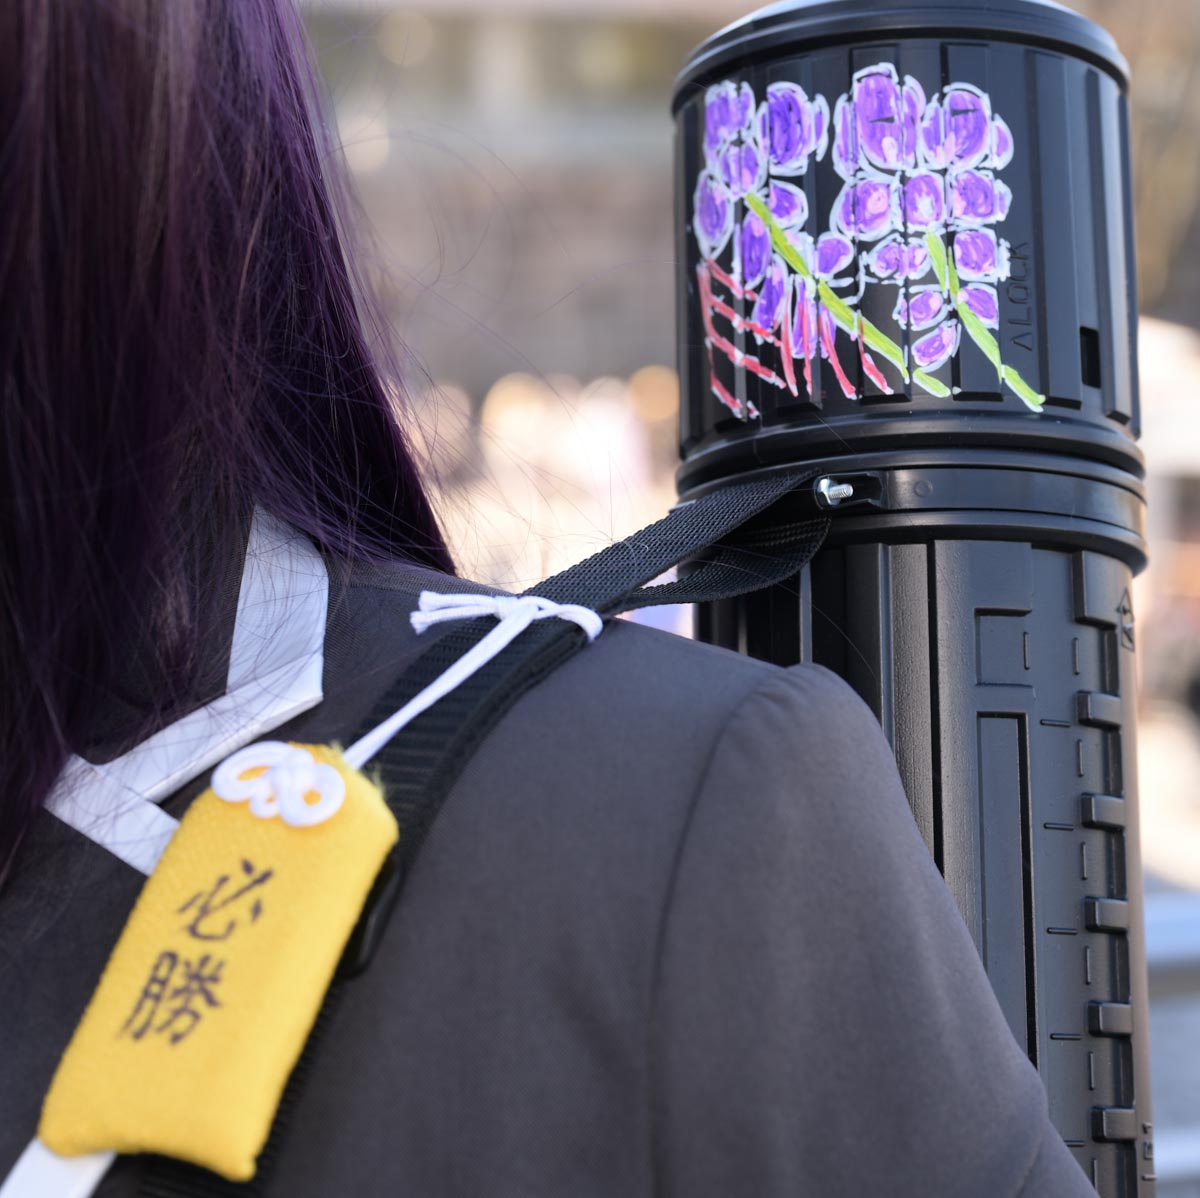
[409,592,604,641]
[212,742,346,827]
[342,591,604,770]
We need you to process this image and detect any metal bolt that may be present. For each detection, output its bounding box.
[816,477,855,507]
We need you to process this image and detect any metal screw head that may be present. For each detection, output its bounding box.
[816,477,855,507]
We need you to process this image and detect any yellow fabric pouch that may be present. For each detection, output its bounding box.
[39,742,398,1182]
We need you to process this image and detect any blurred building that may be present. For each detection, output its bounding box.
[305,1,718,401]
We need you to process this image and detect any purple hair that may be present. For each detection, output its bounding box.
[0,0,453,876]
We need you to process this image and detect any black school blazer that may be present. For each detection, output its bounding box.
[0,558,1096,1197]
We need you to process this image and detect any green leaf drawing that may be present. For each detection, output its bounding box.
[925,231,949,292]
[819,288,857,333]
[955,296,1003,373]
[1002,365,1045,411]
[923,230,1045,412]
[747,193,913,385]
[743,194,1038,407]
[858,315,908,378]
[912,369,951,398]
[747,193,812,280]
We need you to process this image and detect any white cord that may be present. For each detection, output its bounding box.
[0,1141,114,1198]
[342,592,603,770]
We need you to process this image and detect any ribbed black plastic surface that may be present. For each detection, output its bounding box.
[676,3,1153,1194]
[701,534,1152,1196]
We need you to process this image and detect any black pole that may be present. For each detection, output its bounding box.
[673,3,1152,1195]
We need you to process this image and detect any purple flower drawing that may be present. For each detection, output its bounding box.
[704,81,755,165]
[692,63,1043,418]
[768,181,808,228]
[737,211,772,289]
[757,82,829,176]
[833,65,925,175]
[834,177,897,241]
[693,172,733,261]
[913,321,961,370]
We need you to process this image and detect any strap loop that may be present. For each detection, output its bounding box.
[409,592,604,641]
[342,592,604,771]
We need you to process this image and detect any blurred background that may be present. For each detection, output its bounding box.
[301,0,1200,1188]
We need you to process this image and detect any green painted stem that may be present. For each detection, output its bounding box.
[744,193,951,399]
[741,194,1020,407]
[747,195,901,369]
[924,231,1045,412]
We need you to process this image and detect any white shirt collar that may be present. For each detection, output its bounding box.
[45,509,329,874]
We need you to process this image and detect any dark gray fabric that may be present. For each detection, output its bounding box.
[0,561,1096,1197]
[531,468,821,612]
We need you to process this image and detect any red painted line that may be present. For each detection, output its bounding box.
[708,295,779,344]
[859,336,892,393]
[779,276,799,397]
[820,308,857,399]
[708,260,759,302]
[794,283,815,399]
[699,262,786,390]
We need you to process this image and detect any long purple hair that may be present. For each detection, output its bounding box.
[0,0,453,876]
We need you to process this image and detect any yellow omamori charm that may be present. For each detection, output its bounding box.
[39,743,398,1182]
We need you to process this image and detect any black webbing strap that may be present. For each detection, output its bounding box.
[138,467,827,1197]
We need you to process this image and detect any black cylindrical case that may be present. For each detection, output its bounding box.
[673,3,1152,1194]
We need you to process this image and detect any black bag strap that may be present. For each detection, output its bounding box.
[138,467,828,1197]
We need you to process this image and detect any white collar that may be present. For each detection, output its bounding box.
[45,509,329,874]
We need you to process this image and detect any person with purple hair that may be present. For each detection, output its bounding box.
[0,3,1098,1196]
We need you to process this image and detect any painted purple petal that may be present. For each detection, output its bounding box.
[704,80,756,161]
[912,320,961,369]
[812,96,830,160]
[994,179,1012,221]
[693,172,733,260]
[919,99,947,168]
[831,94,859,179]
[735,85,755,132]
[947,171,1012,225]
[718,139,766,199]
[751,255,788,332]
[990,115,1014,169]
[902,240,931,280]
[902,171,945,229]
[953,228,999,280]
[768,180,809,229]
[854,66,906,171]
[945,85,991,168]
[962,284,1000,328]
[898,287,945,330]
[836,177,896,240]
[738,212,772,289]
[870,237,904,279]
[950,169,1007,224]
[816,233,854,279]
[901,76,926,167]
[759,82,825,174]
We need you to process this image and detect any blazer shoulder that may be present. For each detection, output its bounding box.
[340,558,836,754]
